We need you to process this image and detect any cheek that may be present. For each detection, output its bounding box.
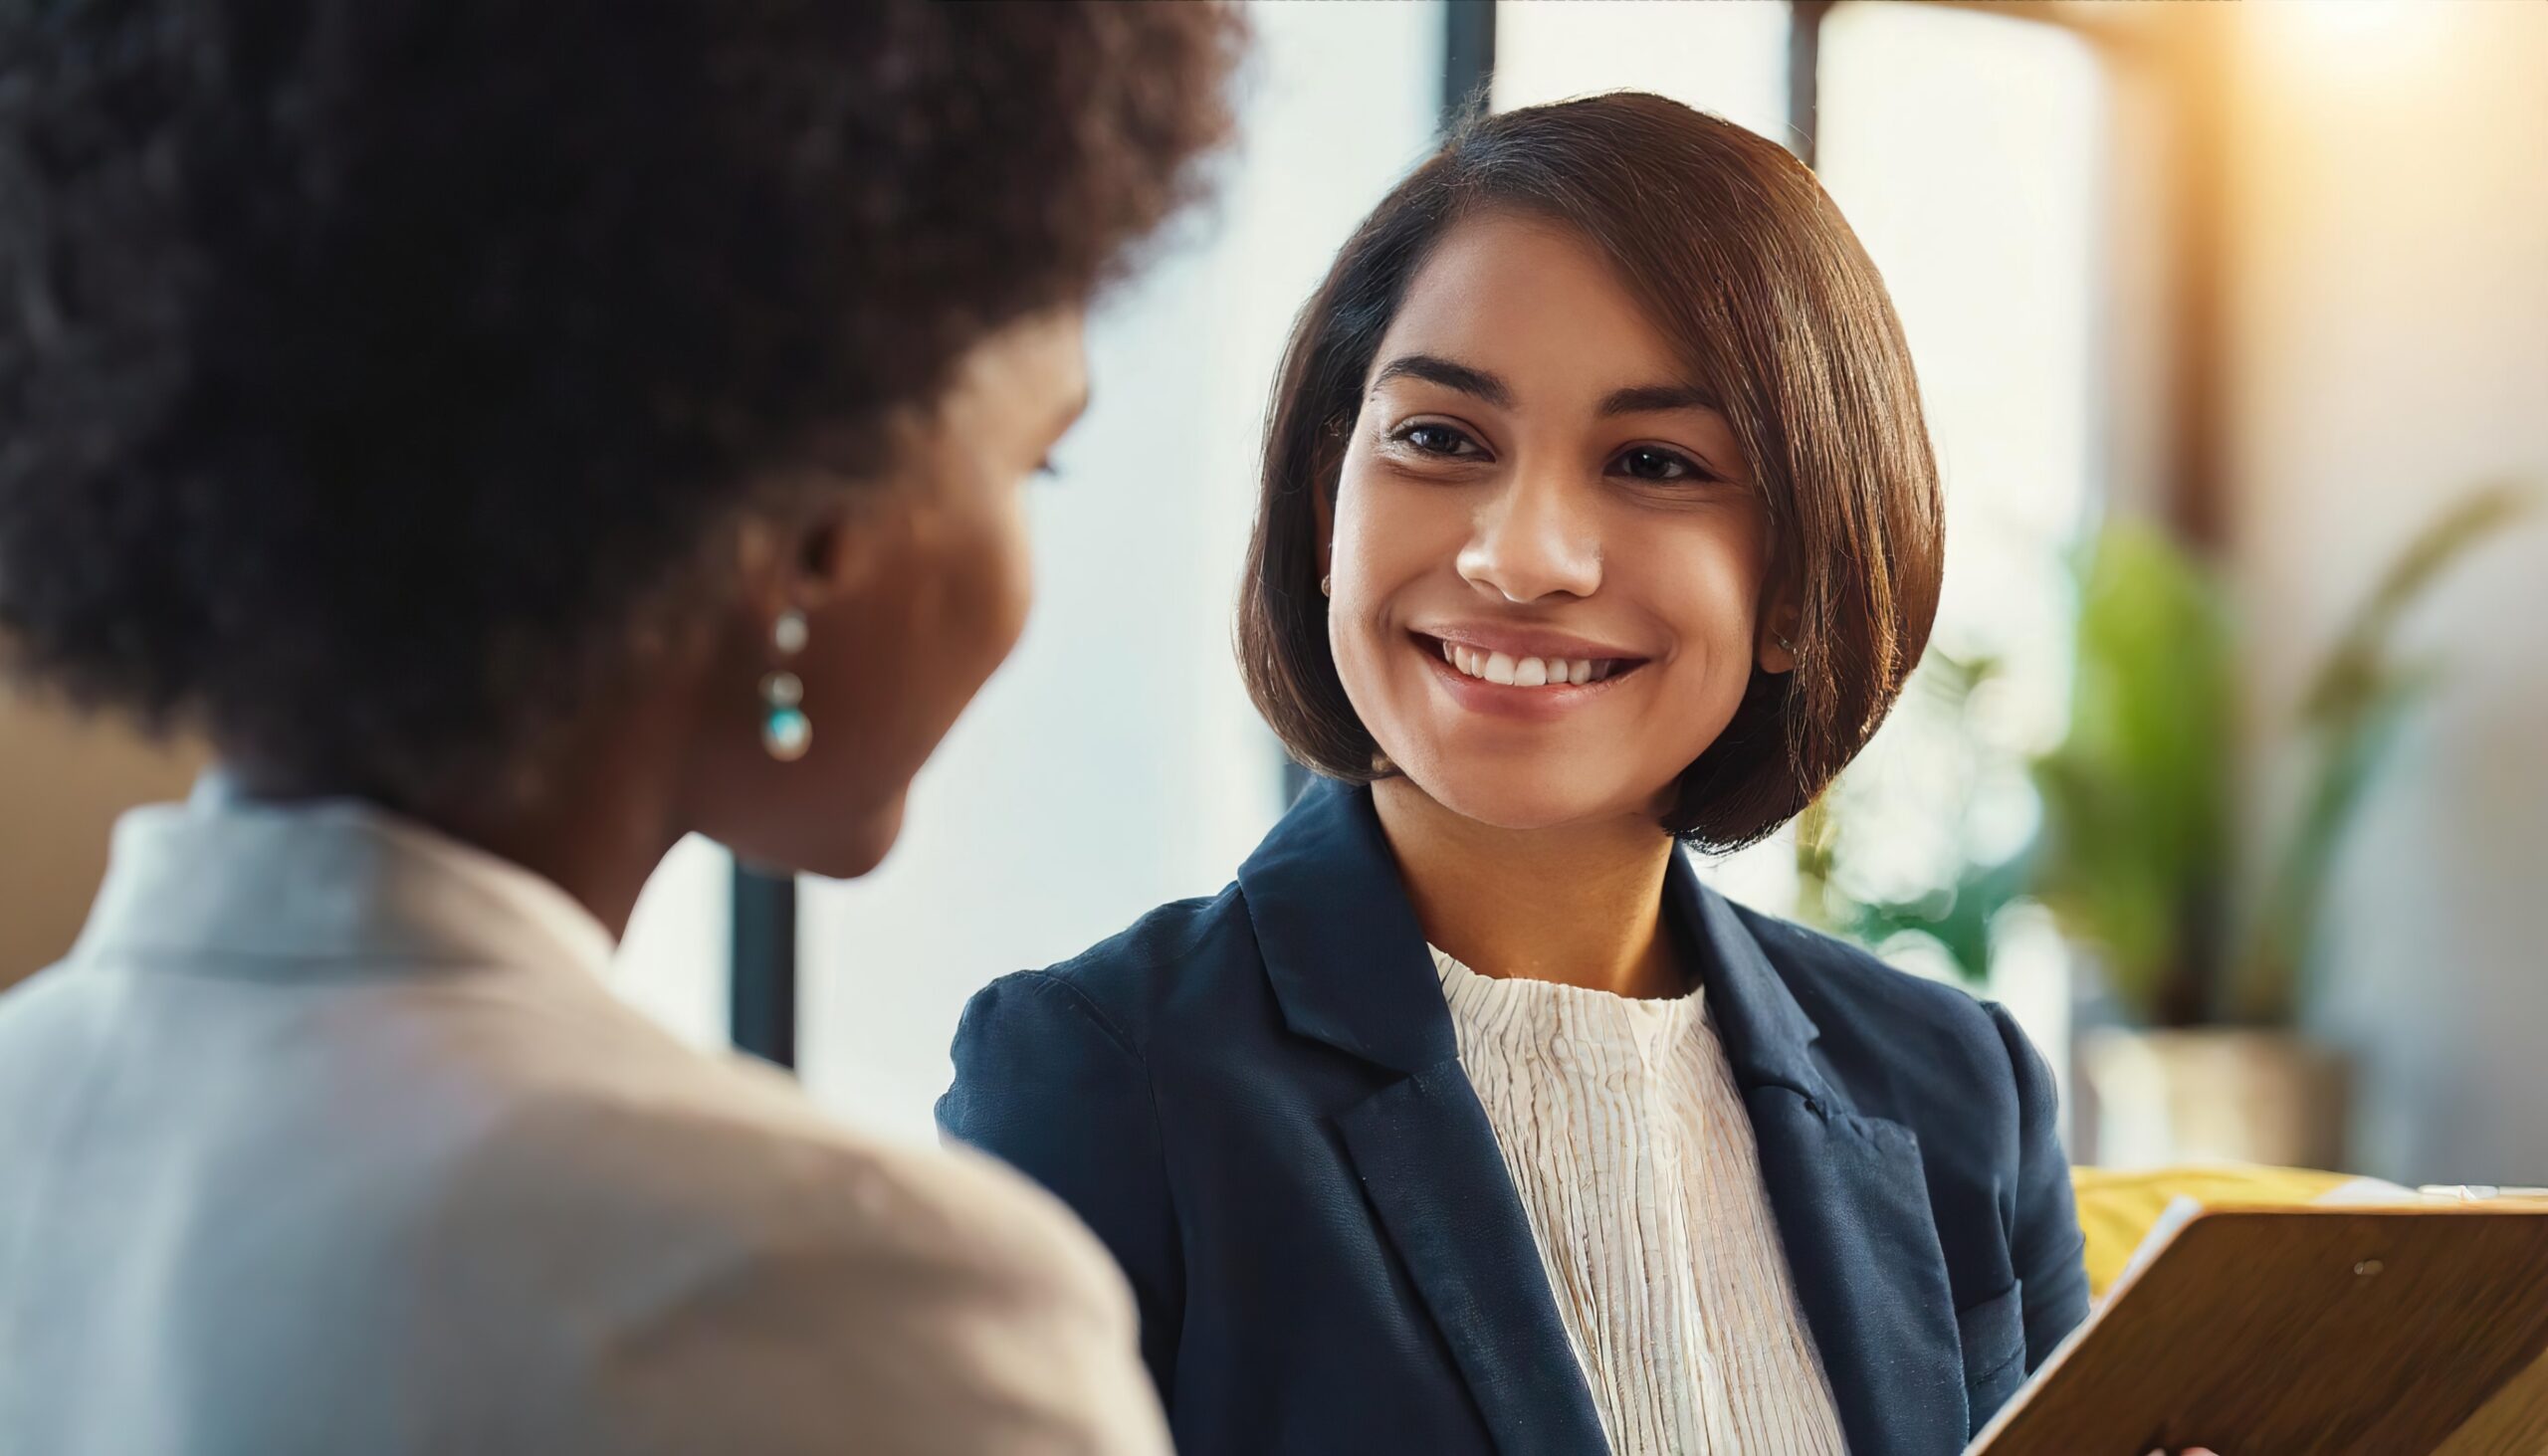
[829,473,1033,759]
[929,469,1034,685]
[1326,473,1455,697]
[1637,527,1770,723]
[974,481,1035,658]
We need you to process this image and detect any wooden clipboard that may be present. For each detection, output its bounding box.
[1967,1204,2548,1456]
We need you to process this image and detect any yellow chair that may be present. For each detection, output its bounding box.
[2069,1164,2381,1300]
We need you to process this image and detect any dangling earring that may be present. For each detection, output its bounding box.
[761,609,812,762]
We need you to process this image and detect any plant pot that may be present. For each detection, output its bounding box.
[2078,1027,2350,1170]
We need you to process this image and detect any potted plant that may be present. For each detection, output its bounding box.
[2035,485,2530,1168]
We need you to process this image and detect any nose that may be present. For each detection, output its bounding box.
[1455,460,1602,603]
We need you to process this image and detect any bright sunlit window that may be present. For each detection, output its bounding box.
[1493,0,1793,150]
[1806,3,2107,1074]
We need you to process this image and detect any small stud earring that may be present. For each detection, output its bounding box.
[761,609,812,762]
[1320,575,1334,598]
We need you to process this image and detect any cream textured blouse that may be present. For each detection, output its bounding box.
[1433,945,1850,1456]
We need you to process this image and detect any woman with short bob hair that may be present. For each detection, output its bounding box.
[945,93,2088,1456]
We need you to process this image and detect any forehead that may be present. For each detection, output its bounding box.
[1370,210,1691,403]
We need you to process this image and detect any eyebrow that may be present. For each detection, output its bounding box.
[1597,382,1721,418]
[1369,353,1514,410]
[1371,353,1720,420]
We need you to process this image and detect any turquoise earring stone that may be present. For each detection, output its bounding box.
[762,705,812,761]
[761,620,811,761]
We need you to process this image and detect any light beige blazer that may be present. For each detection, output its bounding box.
[0,787,1167,1455]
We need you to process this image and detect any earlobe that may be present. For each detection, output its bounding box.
[1758,596,1803,676]
[793,491,909,607]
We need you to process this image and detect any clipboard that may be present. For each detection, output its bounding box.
[1968,1204,2548,1455]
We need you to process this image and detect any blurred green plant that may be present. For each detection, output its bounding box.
[1800,482,2531,1027]
[2028,523,2236,1025]
[2033,483,2531,1027]
[1795,651,2038,985]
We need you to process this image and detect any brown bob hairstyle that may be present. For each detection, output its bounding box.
[1237,92,1945,853]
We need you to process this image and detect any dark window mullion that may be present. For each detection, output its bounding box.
[730,862,797,1069]
[1442,1,1497,132]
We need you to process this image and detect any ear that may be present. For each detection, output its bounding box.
[734,491,894,636]
[1756,573,1803,676]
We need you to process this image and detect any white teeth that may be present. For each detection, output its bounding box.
[1436,642,1621,687]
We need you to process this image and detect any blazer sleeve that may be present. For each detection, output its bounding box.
[431,1090,1171,1456]
[1988,1000,2091,1367]
[938,970,1184,1395]
[586,1180,1172,1456]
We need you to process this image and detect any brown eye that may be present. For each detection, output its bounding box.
[1615,445,1713,483]
[1394,423,1482,458]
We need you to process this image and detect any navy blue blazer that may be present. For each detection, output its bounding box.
[940,781,2088,1455]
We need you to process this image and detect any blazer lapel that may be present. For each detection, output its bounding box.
[1238,781,1607,1455]
[1338,1065,1611,1455]
[1670,855,1970,1456]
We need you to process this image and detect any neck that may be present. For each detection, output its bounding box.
[221,705,693,941]
[1372,776,1684,999]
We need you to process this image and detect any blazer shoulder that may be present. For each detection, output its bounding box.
[1014,885,1260,1049]
[1727,900,2023,1097]
[431,1072,1162,1450]
[448,1059,1136,1320]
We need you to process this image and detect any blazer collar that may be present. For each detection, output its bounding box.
[1237,778,1838,1104]
[72,776,616,981]
[1658,844,1845,1109]
[1235,778,1455,1074]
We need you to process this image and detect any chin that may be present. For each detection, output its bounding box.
[780,792,908,882]
[1396,752,1646,833]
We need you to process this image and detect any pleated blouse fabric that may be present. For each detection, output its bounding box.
[1431,946,1850,1456]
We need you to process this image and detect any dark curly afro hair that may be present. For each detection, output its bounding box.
[0,0,1242,804]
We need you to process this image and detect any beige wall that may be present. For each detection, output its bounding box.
[0,690,201,987]
[2226,2,2548,1182]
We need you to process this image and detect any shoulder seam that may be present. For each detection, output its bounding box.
[1011,968,1147,1068]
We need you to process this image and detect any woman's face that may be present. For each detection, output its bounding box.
[1326,212,1793,832]
[694,309,1087,878]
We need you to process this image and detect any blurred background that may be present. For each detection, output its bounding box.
[4,0,2542,1187]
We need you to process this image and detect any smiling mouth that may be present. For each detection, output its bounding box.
[1412,633,1647,689]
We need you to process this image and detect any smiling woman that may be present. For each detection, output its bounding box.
[942,94,2084,1456]
[1249,95,1942,855]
